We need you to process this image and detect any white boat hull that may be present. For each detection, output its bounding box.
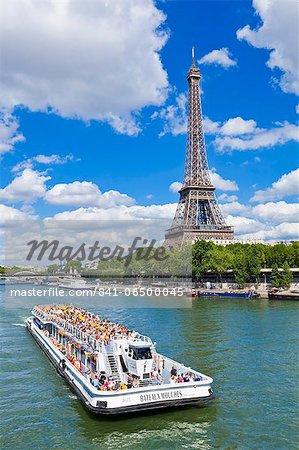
[26,317,214,415]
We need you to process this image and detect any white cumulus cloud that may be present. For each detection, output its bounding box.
[251,201,299,224]
[220,117,259,136]
[0,204,34,223]
[0,0,169,135]
[218,193,238,203]
[237,222,299,242]
[51,203,176,221]
[44,181,135,208]
[0,111,25,155]
[198,48,237,68]
[154,94,298,153]
[221,201,250,216]
[12,153,76,173]
[0,169,50,204]
[209,169,239,191]
[237,0,298,94]
[169,170,238,193]
[226,215,265,235]
[251,168,299,202]
[214,122,298,152]
[223,199,299,240]
[154,93,188,137]
[169,181,182,193]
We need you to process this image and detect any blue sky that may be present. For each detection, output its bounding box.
[0,0,298,241]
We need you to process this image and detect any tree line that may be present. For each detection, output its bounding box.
[3,241,298,289]
[192,240,298,287]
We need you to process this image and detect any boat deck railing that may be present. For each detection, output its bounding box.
[32,306,153,352]
[159,353,208,381]
[130,332,153,345]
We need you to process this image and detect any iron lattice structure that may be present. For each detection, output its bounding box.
[164,49,234,247]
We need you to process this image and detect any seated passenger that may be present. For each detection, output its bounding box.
[132,378,140,388]
[92,373,99,387]
[183,372,190,382]
[114,381,120,390]
[99,374,106,386]
[156,370,163,385]
[177,374,184,383]
[108,379,114,390]
[127,373,133,388]
[169,375,176,384]
[152,367,158,378]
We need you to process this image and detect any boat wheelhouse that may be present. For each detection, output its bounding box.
[26,305,214,415]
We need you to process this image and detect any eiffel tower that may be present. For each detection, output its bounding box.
[164,48,234,247]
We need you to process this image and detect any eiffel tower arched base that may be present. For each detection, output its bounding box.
[164,225,234,248]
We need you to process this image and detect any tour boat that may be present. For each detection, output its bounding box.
[58,277,91,290]
[26,305,214,415]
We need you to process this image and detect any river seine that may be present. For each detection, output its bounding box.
[0,285,298,449]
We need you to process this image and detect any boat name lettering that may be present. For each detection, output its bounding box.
[140,390,183,402]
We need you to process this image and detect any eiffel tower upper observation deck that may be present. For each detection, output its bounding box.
[164,48,234,247]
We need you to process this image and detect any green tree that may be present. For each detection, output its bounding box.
[245,246,263,283]
[192,240,215,280]
[281,261,293,289]
[47,264,58,274]
[233,252,248,287]
[97,257,125,278]
[64,260,82,273]
[190,241,298,286]
[271,264,281,288]
[204,248,234,285]
[288,242,299,267]
[267,244,289,267]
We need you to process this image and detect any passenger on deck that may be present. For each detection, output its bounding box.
[170,366,177,377]
[86,370,92,383]
[127,373,133,388]
[132,378,140,388]
[99,374,106,386]
[177,373,184,383]
[92,373,99,387]
[183,372,190,382]
[156,370,163,385]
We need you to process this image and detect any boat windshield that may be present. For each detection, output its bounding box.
[129,345,152,360]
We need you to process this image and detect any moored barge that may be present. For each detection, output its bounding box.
[26,305,214,415]
[197,291,259,298]
[268,290,299,301]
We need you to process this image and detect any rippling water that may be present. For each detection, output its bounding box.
[1,285,298,449]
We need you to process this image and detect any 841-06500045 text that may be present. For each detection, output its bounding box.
[9,287,185,298]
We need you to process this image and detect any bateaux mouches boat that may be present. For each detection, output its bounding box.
[26,305,214,415]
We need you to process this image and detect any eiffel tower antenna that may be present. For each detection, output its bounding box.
[164,49,234,247]
[191,46,195,66]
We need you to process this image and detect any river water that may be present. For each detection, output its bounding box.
[1,285,298,449]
